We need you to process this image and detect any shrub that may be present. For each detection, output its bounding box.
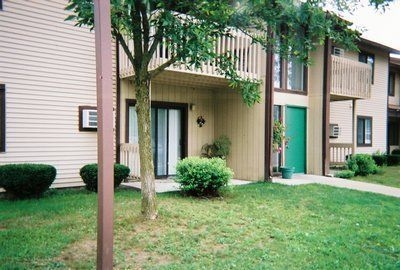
[175,157,233,197]
[334,170,355,179]
[387,154,400,166]
[346,154,378,176]
[79,163,130,192]
[371,154,387,167]
[201,135,231,159]
[0,164,56,199]
[391,149,400,155]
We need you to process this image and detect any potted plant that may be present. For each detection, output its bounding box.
[273,120,294,178]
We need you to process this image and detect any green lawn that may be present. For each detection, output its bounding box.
[353,166,400,188]
[1,183,399,269]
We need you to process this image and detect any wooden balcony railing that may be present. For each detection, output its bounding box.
[120,143,140,179]
[330,143,353,165]
[119,29,261,80]
[331,55,372,100]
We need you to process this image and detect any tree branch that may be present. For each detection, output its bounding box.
[116,32,135,67]
[149,57,177,79]
[139,2,150,53]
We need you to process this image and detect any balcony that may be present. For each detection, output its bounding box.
[331,55,372,101]
[119,29,261,81]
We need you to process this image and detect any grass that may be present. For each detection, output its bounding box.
[352,166,400,188]
[0,183,399,269]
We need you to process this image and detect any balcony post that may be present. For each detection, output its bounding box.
[322,37,332,175]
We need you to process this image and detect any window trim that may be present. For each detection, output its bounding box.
[0,84,5,152]
[359,51,375,84]
[274,55,308,95]
[357,116,373,147]
[388,71,395,97]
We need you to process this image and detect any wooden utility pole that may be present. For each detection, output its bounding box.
[94,1,114,269]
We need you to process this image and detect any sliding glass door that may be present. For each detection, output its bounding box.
[128,103,184,178]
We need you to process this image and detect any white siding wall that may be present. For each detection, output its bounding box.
[0,0,109,187]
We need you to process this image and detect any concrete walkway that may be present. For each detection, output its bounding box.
[121,179,251,193]
[121,174,400,198]
[273,174,400,198]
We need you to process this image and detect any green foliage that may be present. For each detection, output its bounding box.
[201,135,232,159]
[334,170,355,179]
[175,157,233,197]
[273,120,289,153]
[391,149,400,155]
[79,163,130,192]
[346,154,378,176]
[0,164,57,199]
[371,153,387,167]
[387,154,400,166]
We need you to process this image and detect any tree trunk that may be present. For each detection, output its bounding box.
[135,79,157,220]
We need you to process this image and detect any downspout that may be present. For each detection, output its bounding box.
[264,28,275,181]
[322,37,332,175]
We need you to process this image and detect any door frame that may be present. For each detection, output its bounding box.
[125,99,189,177]
[284,105,307,173]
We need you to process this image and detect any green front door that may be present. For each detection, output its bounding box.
[285,106,306,173]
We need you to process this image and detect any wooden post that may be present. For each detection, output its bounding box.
[94,1,114,269]
[322,37,332,175]
[352,99,357,155]
[264,29,274,181]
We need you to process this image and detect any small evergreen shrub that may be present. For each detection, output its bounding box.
[334,170,355,179]
[391,149,400,155]
[175,157,233,197]
[0,164,57,199]
[387,154,400,166]
[80,163,130,192]
[346,154,378,176]
[371,154,387,167]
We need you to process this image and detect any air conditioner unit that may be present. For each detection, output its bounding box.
[332,46,345,57]
[82,109,98,128]
[329,124,340,138]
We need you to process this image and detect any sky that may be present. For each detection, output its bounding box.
[335,1,400,55]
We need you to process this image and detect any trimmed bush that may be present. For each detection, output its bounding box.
[371,154,387,167]
[391,149,400,155]
[346,154,378,176]
[387,154,400,166]
[0,164,56,199]
[175,157,233,197]
[80,163,130,192]
[334,170,355,179]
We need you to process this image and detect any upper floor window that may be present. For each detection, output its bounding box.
[274,55,307,92]
[388,72,395,96]
[359,51,375,84]
[357,116,372,146]
[0,84,5,152]
[0,0,3,10]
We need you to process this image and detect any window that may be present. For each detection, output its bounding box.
[359,51,375,84]
[357,116,372,146]
[274,54,306,92]
[0,84,5,152]
[0,0,3,10]
[389,72,395,96]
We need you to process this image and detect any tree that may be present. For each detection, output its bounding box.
[66,0,392,220]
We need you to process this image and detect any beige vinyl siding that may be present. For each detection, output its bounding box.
[330,48,389,154]
[120,80,215,157]
[120,76,266,181]
[307,47,324,175]
[214,88,265,181]
[0,0,115,187]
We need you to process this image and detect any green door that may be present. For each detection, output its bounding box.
[285,106,306,173]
